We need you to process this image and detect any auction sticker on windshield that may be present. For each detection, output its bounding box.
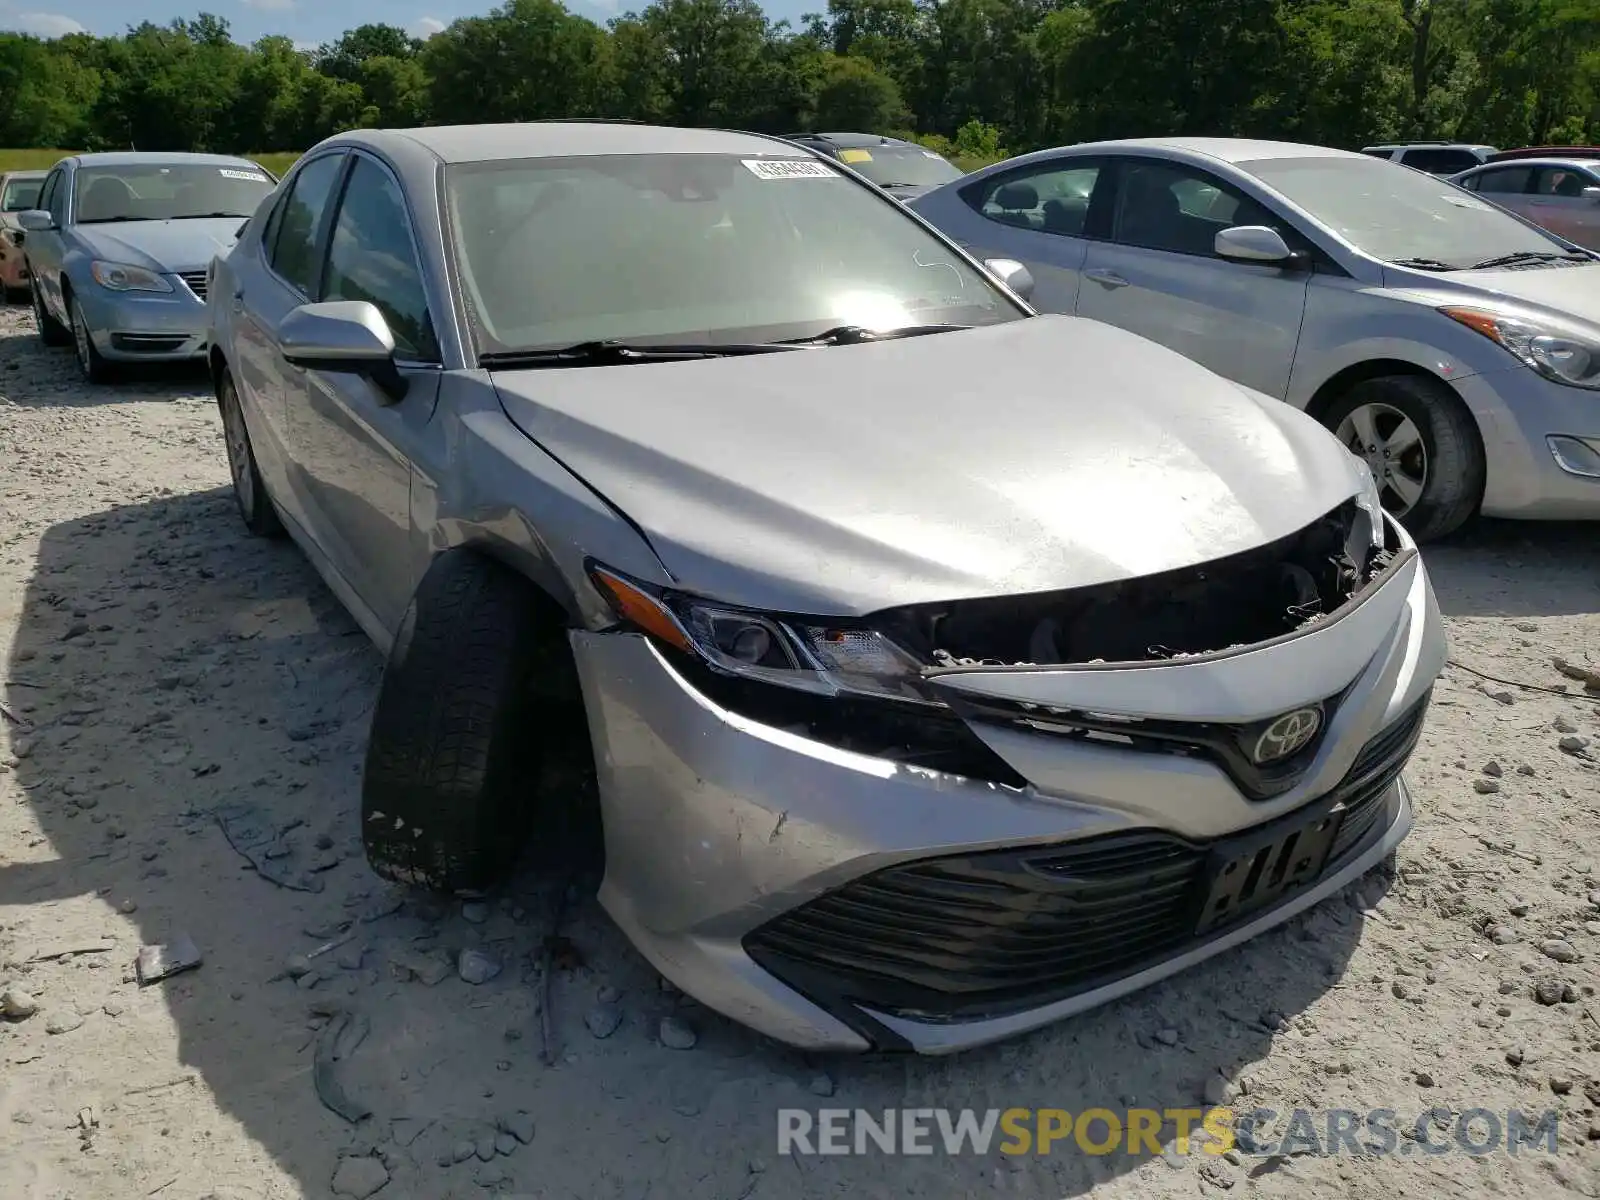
[743,160,838,180]
[220,169,269,182]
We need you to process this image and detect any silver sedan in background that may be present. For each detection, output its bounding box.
[911,138,1600,540]
[19,151,277,381]
[205,122,1443,1053]
[1450,155,1600,251]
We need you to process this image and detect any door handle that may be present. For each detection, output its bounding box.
[1085,268,1130,289]
[230,290,244,313]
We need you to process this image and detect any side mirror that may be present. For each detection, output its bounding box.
[1215,224,1298,265]
[279,300,408,403]
[984,256,1035,302]
[1583,186,1600,204]
[16,209,54,233]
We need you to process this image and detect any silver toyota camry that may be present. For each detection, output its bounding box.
[205,122,1446,1054]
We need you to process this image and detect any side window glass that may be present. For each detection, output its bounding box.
[1533,167,1587,197]
[1475,167,1530,194]
[44,170,67,222]
[36,170,57,216]
[269,153,345,297]
[969,163,1100,236]
[1111,161,1276,257]
[321,156,437,361]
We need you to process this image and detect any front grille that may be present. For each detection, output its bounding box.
[951,682,1358,801]
[745,691,1430,1031]
[179,270,208,300]
[110,333,188,353]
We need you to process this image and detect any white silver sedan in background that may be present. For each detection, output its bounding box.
[911,138,1600,540]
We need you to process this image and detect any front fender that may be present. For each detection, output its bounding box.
[409,372,673,632]
[1286,283,1512,412]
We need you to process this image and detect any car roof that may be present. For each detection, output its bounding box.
[1023,137,1370,165]
[1463,157,1600,171]
[1361,142,1496,152]
[67,151,267,169]
[348,122,799,165]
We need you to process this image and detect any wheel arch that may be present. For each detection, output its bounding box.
[1305,358,1487,466]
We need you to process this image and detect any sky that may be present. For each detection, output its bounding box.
[0,0,816,46]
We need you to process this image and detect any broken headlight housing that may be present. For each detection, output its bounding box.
[1350,458,1386,553]
[588,564,938,706]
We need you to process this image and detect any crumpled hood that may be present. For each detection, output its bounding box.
[492,316,1367,616]
[74,217,243,274]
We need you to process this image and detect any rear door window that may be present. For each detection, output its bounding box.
[1468,166,1531,194]
[965,162,1102,237]
[268,153,346,297]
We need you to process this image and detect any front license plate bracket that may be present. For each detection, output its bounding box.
[1195,806,1343,934]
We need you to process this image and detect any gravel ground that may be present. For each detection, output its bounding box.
[1,301,1599,1200]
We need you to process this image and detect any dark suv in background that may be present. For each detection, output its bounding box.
[783,132,965,200]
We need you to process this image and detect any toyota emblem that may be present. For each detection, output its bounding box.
[1252,706,1323,763]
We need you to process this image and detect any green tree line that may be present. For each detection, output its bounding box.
[0,0,1595,161]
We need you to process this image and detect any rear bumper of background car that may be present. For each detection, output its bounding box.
[570,541,1445,1053]
[76,274,209,362]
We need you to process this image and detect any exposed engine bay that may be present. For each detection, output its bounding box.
[872,500,1395,668]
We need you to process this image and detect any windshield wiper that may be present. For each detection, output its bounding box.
[781,323,970,346]
[75,216,142,225]
[1389,257,1459,272]
[1468,249,1592,270]
[169,211,254,220]
[478,339,801,368]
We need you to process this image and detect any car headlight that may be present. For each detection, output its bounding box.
[588,564,938,706]
[1441,306,1600,390]
[89,261,173,293]
[1349,457,1386,554]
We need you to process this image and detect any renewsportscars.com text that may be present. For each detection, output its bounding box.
[777,1106,1562,1158]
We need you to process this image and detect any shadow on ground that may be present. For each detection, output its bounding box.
[0,487,1424,1199]
[1425,518,1599,619]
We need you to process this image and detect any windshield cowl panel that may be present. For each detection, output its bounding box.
[72,162,275,225]
[444,152,1021,359]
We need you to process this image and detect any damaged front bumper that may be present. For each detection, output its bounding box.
[571,530,1445,1054]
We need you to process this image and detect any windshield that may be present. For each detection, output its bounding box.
[445,153,1020,354]
[2,178,42,212]
[834,145,965,189]
[1245,155,1571,268]
[73,163,276,224]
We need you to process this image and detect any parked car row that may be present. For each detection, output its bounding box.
[6,122,1589,1056]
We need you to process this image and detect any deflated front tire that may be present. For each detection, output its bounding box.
[360,549,599,894]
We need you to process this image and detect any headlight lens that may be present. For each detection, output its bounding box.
[1442,306,1600,390]
[589,565,937,705]
[89,261,173,293]
[1350,457,1386,551]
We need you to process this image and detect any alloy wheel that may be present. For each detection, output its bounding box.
[1334,401,1428,517]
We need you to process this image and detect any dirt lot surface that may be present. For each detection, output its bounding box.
[1,303,1599,1200]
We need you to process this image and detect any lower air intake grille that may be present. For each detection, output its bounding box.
[745,691,1429,1028]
